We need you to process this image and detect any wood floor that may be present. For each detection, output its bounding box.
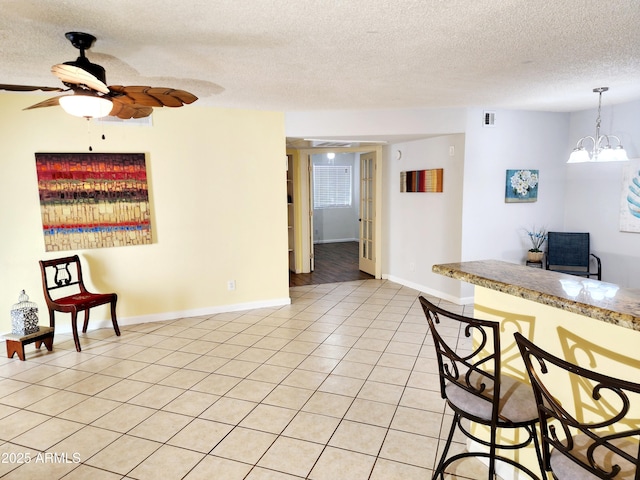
[289,241,375,286]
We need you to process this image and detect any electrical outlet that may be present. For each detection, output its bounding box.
[409,262,416,272]
[227,280,236,291]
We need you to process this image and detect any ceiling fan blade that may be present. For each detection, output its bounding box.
[109,86,163,107]
[23,95,67,110]
[52,64,110,94]
[109,96,154,119]
[0,84,64,92]
[109,85,198,108]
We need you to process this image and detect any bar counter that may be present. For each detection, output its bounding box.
[432,259,640,479]
[433,259,640,331]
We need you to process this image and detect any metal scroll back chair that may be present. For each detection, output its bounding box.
[515,332,640,479]
[418,296,544,480]
[545,232,602,280]
[39,255,120,352]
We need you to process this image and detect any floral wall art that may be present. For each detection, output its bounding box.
[505,169,538,203]
[619,158,640,233]
[35,152,152,251]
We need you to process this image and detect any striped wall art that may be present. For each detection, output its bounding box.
[400,168,444,193]
[35,152,152,251]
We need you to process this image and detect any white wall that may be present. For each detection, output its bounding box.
[564,99,640,287]
[287,106,571,302]
[459,108,569,298]
[383,135,465,302]
[286,107,467,138]
[461,108,569,260]
[312,152,360,243]
[286,100,640,300]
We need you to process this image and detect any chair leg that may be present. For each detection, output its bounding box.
[433,411,459,479]
[530,423,546,480]
[110,300,120,336]
[70,311,82,352]
[488,425,497,479]
[82,309,90,333]
[435,416,542,480]
[48,309,55,329]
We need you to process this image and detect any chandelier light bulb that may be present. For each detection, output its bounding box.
[568,147,590,164]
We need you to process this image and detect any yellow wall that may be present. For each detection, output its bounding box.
[0,93,290,333]
[472,286,640,479]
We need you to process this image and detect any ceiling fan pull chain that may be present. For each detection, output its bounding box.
[87,117,93,151]
[86,118,107,151]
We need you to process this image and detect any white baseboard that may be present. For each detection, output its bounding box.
[383,274,474,305]
[5,297,292,337]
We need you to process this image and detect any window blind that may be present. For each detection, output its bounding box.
[313,165,352,209]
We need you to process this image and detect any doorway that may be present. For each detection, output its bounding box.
[288,145,382,285]
[289,242,374,286]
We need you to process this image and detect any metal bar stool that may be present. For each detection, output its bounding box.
[515,332,640,479]
[419,296,544,479]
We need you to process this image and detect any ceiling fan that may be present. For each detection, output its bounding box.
[0,32,197,119]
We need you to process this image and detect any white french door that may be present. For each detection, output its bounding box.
[359,151,376,275]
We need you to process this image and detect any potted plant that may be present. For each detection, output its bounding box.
[527,227,546,262]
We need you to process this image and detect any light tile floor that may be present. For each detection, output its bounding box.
[0,279,492,479]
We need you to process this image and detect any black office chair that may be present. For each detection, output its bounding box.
[545,232,601,280]
[418,296,544,479]
[515,332,640,479]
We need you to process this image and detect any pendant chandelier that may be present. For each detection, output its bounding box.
[567,87,628,163]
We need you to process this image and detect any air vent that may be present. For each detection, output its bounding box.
[483,111,496,127]
[310,141,354,148]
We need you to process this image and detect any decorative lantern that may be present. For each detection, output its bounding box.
[10,290,39,335]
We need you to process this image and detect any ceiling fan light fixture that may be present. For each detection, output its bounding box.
[59,93,112,119]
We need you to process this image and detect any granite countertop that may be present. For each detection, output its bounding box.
[433,260,640,331]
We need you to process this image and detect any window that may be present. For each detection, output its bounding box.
[313,165,352,209]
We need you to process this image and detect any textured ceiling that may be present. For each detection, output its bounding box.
[1,0,640,113]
